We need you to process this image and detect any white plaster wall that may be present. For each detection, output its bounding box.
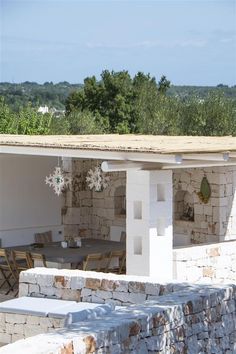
[0,154,63,247]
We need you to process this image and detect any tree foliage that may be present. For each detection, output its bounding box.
[0,97,52,134]
[0,71,236,136]
[66,110,108,135]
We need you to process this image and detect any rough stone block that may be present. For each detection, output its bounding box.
[5,313,27,324]
[145,283,160,296]
[40,286,56,297]
[0,332,11,344]
[95,290,113,300]
[58,288,81,301]
[11,333,23,343]
[13,324,24,335]
[24,325,44,338]
[85,278,102,290]
[26,315,40,325]
[29,284,40,294]
[112,291,130,303]
[19,283,29,297]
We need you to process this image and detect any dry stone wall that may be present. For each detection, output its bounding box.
[2,268,235,354]
[63,159,126,240]
[19,268,185,305]
[173,166,236,244]
[173,240,236,283]
[0,312,64,344]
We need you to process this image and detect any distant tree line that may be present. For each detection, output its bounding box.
[0,71,236,136]
[0,81,82,112]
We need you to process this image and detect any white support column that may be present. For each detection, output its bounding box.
[126,170,173,280]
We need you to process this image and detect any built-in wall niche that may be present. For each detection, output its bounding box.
[175,190,194,222]
[157,184,165,201]
[133,201,142,220]
[157,218,166,236]
[114,185,126,217]
[133,236,142,255]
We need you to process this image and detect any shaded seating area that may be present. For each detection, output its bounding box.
[82,253,104,271]
[7,238,126,272]
[0,248,48,296]
[0,238,126,296]
[79,250,126,274]
[11,251,32,275]
[30,252,47,268]
[0,249,17,295]
[105,250,126,274]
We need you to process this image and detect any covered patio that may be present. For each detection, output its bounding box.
[1,134,236,281]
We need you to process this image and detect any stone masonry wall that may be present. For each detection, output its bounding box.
[173,239,236,283]
[173,166,236,244]
[19,268,185,305]
[2,269,235,353]
[63,159,126,240]
[62,160,236,245]
[0,312,64,344]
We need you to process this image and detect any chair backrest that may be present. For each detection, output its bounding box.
[105,250,126,274]
[29,252,47,267]
[0,248,18,293]
[34,230,52,244]
[0,248,16,274]
[120,231,126,243]
[83,253,103,271]
[11,250,33,275]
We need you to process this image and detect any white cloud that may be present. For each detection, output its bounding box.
[219,38,235,43]
[86,38,208,50]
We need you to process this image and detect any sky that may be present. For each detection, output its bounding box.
[0,0,236,86]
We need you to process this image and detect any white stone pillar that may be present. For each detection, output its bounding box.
[126,170,173,280]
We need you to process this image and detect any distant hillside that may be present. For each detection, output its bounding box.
[0,81,82,112]
[168,85,236,99]
[0,81,235,112]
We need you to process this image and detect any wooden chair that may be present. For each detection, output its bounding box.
[11,250,32,278]
[0,248,17,294]
[29,252,47,268]
[82,253,104,271]
[105,250,126,274]
[34,230,52,244]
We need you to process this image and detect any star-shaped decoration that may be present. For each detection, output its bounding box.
[45,167,72,196]
[86,166,109,192]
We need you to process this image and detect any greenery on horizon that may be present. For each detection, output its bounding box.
[0,71,236,136]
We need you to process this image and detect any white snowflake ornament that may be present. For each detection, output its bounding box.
[86,166,110,192]
[45,167,72,196]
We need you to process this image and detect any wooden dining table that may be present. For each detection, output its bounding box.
[8,238,126,269]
